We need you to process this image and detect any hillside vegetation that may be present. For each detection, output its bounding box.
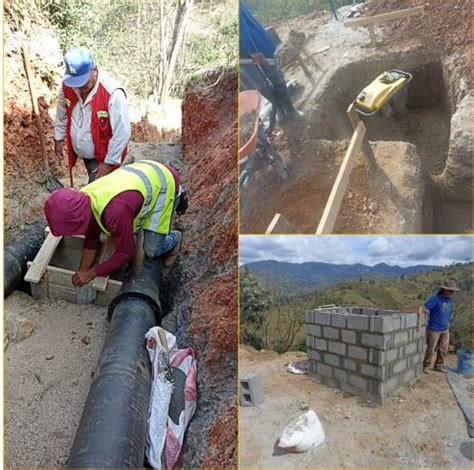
[241,262,472,353]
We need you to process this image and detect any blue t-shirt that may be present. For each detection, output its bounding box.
[239,1,276,59]
[424,294,453,331]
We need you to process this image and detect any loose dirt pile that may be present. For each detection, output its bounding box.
[163,68,238,468]
[240,345,472,468]
[240,109,258,148]
[241,139,424,234]
[368,0,471,55]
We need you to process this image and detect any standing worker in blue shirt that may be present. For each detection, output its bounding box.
[239,1,304,123]
[422,280,459,374]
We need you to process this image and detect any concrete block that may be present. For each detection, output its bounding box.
[344,358,357,371]
[361,333,391,350]
[334,368,348,384]
[308,348,321,362]
[331,313,348,328]
[410,352,421,366]
[370,315,401,333]
[324,353,340,367]
[342,330,357,344]
[392,358,407,375]
[240,372,264,407]
[404,342,417,356]
[306,310,313,324]
[323,326,339,340]
[368,349,383,366]
[349,374,368,391]
[307,324,322,337]
[378,376,399,396]
[394,331,409,346]
[317,363,333,377]
[328,341,346,356]
[417,338,424,352]
[348,345,367,361]
[306,336,312,348]
[403,367,416,384]
[404,314,418,328]
[315,338,327,351]
[386,348,399,363]
[414,327,425,339]
[347,315,369,330]
[315,311,332,325]
[361,364,385,380]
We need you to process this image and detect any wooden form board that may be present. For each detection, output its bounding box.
[265,213,295,234]
[347,102,376,168]
[344,6,423,48]
[316,121,366,234]
[344,6,424,28]
[28,262,122,307]
[24,232,63,283]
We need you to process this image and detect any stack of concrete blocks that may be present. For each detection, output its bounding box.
[306,306,426,403]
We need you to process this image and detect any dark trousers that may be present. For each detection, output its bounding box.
[82,158,98,183]
[240,62,296,116]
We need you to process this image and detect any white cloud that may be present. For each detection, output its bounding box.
[367,237,390,256]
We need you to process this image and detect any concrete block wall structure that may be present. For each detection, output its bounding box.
[306,306,426,403]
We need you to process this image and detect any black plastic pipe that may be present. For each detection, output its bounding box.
[4,219,47,297]
[67,255,163,468]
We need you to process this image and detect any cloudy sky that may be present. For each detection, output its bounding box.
[240,236,473,267]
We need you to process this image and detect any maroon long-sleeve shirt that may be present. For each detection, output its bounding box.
[84,164,180,277]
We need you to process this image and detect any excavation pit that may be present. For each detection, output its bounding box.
[240,52,471,234]
[306,306,426,404]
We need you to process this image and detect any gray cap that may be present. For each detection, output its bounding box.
[439,279,460,291]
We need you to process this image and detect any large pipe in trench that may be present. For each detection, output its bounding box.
[4,219,47,297]
[67,254,163,468]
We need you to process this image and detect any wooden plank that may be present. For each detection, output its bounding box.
[347,103,376,168]
[367,24,376,48]
[296,54,313,79]
[316,121,366,234]
[265,213,295,234]
[92,238,115,292]
[24,232,63,283]
[344,6,423,28]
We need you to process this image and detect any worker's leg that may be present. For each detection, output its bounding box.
[434,330,449,370]
[261,64,302,117]
[143,230,178,258]
[82,158,98,183]
[423,329,441,369]
[240,63,285,118]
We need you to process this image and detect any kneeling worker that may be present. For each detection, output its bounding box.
[44,159,187,286]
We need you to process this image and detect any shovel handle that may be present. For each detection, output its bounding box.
[157,328,169,353]
[21,47,50,170]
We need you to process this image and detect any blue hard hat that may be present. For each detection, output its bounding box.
[63,47,94,88]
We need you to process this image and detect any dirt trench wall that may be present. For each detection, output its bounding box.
[163,68,238,468]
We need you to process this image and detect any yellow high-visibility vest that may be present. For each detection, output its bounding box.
[81,160,176,235]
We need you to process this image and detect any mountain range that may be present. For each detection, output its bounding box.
[242,260,437,298]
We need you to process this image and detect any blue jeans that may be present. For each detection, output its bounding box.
[142,195,181,258]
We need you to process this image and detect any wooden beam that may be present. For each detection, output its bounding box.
[296,54,313,79]
[265,213,295,234]
[316,121,366,234]
[347,103,376,168]
[367,24,376,48]
[344,6,423,28]
[24,232,63,283]
[92,238,115,292]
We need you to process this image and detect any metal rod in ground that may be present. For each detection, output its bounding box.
[4,219,47,297]
[67,256,163,468]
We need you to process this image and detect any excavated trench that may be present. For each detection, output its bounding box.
[240,52,471,234]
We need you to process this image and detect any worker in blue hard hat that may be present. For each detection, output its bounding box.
[54,46,131,185]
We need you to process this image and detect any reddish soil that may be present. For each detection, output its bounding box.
[367,0,471,78]
[179,69,238,467]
